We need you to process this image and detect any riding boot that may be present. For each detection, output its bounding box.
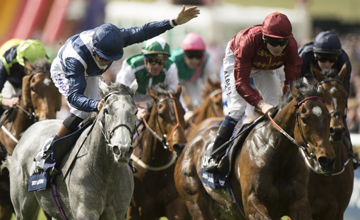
[128,160,138,174]
[205,115,237,173]
[34,124,72,172]
[343,131,359,170]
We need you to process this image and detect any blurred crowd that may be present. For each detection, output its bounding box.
[341,33,360,134]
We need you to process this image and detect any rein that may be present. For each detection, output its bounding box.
[268,96,332,175]
[130,151,177,171]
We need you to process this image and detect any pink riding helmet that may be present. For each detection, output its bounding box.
[181,32,206,51]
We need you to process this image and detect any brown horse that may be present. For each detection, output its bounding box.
[186,78,224,140]
[175,81,336,220]
[128,84,188,220]
[0,59,61,219]
[307,64,354,220]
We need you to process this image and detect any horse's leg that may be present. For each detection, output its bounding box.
[126,201,140,220]
[288,197,311,220]
[245,193,271,220]
[164,197,190,220]
[0,204,12,220]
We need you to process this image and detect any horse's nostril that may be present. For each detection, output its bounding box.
[318,156,335,171]
[113,146,120,155]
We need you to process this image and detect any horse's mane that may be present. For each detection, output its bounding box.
[30,58,51,71]
[279,80,319,109]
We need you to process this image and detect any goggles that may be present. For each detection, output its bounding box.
[315,53,338,63]
[142,54,167,65]
[93,50,109,62]
[264,36,289,47]
[184,50,204,59]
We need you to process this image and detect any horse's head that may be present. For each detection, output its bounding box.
[22,59,62,120]
[199,78,224,119]
[98,81,138,163]
[311,64,348,143]
[147,84,187,154]
[289,81,336,173]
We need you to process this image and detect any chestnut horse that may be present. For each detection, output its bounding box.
[186,78,224,140]
[307,64,354,220]
[175,81,336,220]
[0,59,61,219]
[128,84,188,220]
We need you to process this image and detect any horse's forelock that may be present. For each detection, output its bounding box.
[31,58,51,71]
[279,80,319,109]
[152,83,169,95]
[107,83,134,98]
[321,68,338,78]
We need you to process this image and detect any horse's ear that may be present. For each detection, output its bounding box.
[99,79,109,98]
[207,76,214,87]
[22,75,32,109]
[338,63,347,82]
[289,82,304,101]
[174,85,182,98]
[311,64,325,83]
[147,88,158,101]
[130,80,138,95]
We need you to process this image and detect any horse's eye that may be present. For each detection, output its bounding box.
[104,108,109,114]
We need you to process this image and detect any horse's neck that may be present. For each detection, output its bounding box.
[193,98,211,125]
[274,101,297,134]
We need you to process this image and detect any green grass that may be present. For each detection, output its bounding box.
[10,209,47,220]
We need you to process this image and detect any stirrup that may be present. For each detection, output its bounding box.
[205,158,220,173]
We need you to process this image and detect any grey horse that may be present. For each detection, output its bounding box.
[5,81,138,219]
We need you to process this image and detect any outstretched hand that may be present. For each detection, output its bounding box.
[174,5,200,25]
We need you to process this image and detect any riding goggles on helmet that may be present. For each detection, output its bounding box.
[264,36,289,47]
[315,53,338,63]
[142,54,168,65]
[184,50,203,59]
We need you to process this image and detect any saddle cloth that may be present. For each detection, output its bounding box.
[201,115,266,190]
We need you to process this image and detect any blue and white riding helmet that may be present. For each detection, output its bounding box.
[93,23,124,61]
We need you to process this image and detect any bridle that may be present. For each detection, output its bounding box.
[142,91,183,151]
[316,78,350,176]
[268,96,330,175]
[98,91,136,149]
[317,78,346,120]
[0,70,51,145]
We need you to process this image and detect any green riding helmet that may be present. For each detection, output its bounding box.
[16,39,51,66]
[142,37,170,56]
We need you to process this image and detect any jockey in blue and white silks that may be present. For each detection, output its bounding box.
[51,20,175,118]
[35,6,201,174]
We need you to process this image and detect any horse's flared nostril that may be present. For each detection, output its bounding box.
[318,156,336,172]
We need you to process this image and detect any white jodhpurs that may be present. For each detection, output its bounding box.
[223,41,282,121]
